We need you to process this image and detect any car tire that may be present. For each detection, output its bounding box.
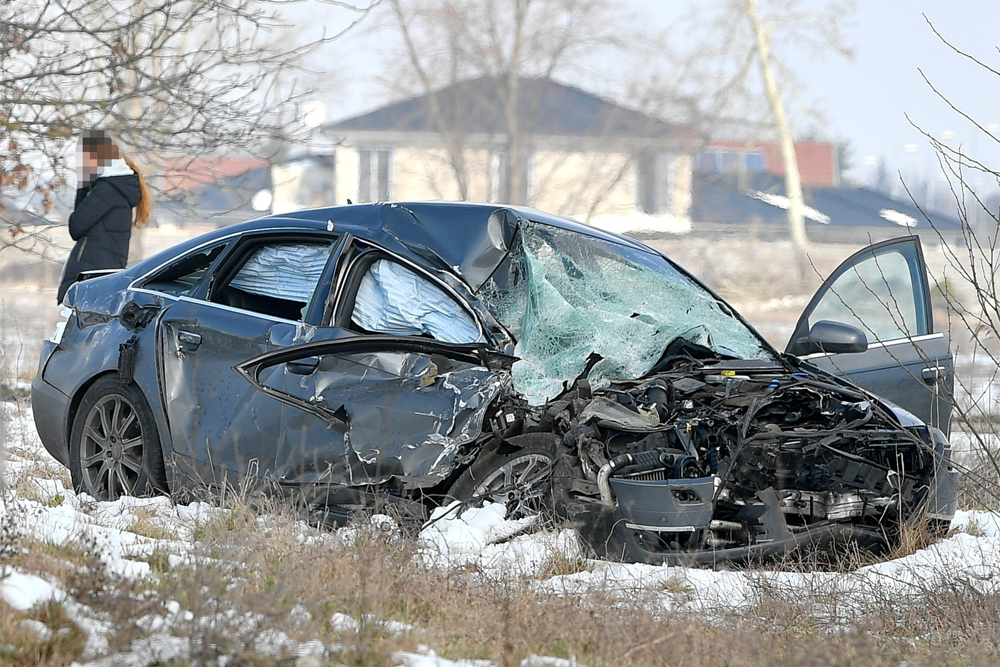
[69,376,167,501]
[446,434,557,520]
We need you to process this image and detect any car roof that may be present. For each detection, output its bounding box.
[134,202,660,290]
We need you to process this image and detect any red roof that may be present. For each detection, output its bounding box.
[162,157,268,193]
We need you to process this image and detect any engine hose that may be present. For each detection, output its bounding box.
[597,451,649,506]
[598,462,614,506]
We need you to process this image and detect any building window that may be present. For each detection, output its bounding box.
[358,148,392,202]
[697,152,717,173]
[636,152,674,215]
[490,148,533,205]
[697,148,766,174]
[745,151,766,173]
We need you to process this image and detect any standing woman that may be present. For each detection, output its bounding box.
[57,130,152,304]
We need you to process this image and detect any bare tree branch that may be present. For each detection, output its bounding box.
[0,0,378,253]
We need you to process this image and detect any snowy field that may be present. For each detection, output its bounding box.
[4,395,1000,665]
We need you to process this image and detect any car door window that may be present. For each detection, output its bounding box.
[214,241,334,321]
[350,258,481,344]
[807,246,926,343]
[141,245,225,297]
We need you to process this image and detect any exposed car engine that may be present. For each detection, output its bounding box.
[499,351,939,563]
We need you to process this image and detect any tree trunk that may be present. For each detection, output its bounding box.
[745,0,809,278]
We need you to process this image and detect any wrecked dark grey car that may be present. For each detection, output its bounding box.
[32,202,958,564]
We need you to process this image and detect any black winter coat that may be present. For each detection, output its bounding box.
[57,174,142,304]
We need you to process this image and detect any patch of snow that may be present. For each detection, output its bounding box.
[74,634,192,667]
[418,502,533,564]
[0,570,65,610]
[333,512,401,547]
[750,191,831,224]
[587,213,692,235]
[19,618,52,640]
[330,612,361,633]
[392,646,586,667]
[879,208,918,227]
[416,502,581,577]
[331,611,415,636]
[739,293,810,314]
[254,627,301,655]
[521,656,587,667]
[0,378,32,392]
[394,645,495,667]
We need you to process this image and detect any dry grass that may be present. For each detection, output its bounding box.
[0,599,89,667]
[5,492,1000,667]
[127,506,181,542]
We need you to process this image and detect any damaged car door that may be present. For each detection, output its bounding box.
[786,237,953,432]
[227,246,503,513]
[234,337,507,513]
[158,235,338,488]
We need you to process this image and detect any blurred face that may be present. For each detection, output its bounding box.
[77,134,119,184]
[78,146,98,184]
[82,150,98,170]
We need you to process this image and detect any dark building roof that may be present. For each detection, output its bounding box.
[691,171,963,232]
[325,77,689,141]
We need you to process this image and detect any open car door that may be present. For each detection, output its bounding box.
[786,237,954,433]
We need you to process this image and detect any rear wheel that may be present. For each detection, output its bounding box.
[447,435,555,520]
[69,376,166,500]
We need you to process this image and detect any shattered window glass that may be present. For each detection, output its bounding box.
[352,259,482,344]
[480,222,774,405]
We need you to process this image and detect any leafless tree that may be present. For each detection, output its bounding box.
[376,0,651,212]
[0,0,377,256]
[658,0,855,138]
[745,0,808,276]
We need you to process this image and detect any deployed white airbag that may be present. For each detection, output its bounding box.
[352,259,480,344]
[229,243,332,302]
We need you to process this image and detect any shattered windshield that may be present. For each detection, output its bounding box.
[479,221,775,405]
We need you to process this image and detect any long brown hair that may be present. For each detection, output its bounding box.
[122,154,152,228]
[82,130,153,228]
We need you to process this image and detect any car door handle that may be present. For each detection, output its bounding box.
[178,331,202,351]
[921,366,946,384]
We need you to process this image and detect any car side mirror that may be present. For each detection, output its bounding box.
[805,320,868,355]
[286,356,320,375]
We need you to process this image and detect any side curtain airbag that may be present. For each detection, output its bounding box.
[229,243,331,302]
[352,259,480,344]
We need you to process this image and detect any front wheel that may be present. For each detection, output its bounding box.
[69,376,166,501]
[447,435,556,520]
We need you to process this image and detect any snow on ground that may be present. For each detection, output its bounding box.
[534,508,1000,616]
[418,502,581,578]
[4,398,1000,664]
